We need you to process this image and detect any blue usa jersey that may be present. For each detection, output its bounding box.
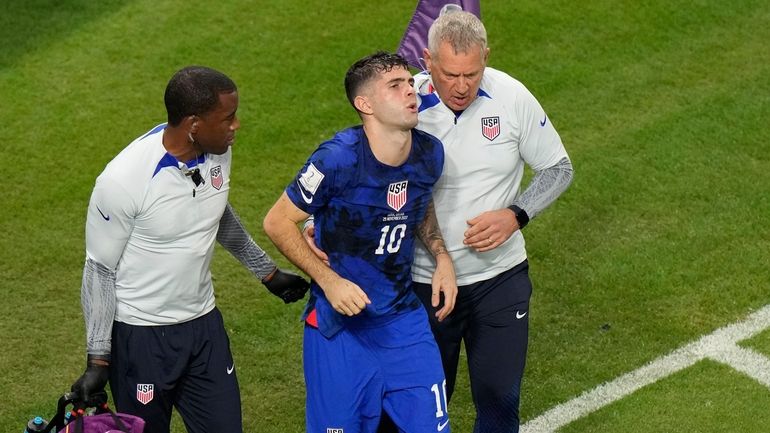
[285,126,444,338]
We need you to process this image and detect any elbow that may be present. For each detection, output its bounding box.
[262,210,278,241]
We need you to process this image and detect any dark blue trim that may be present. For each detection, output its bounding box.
[478,88,492,99]
[185,153,206,168]
[152,153,178,178]
[418,93,441,112]
[140,123,167,140]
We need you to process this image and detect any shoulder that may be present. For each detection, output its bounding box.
[413,70,431,90]
[481,68,527,94]
[313,126,363,167]
[413,129,443,155]
[98,124,167,192]
[412,129,445,179]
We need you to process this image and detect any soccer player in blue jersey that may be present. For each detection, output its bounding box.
[263,52,457,433]
[69,66,310,433]
[309,10,574,433]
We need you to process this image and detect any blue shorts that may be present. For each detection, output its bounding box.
[304,306,450,433]
[110,308,241,433]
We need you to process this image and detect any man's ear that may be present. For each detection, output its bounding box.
[423,47,432,72]
[187,115,199,133]
[354,95,373,115]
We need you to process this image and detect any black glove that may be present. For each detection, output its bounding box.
[71,354,110,406]
[263,268,310,303]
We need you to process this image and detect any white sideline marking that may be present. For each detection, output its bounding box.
[521,304,770,433]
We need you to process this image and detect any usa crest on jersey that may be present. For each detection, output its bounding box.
[210,165,223,190]
[481,116,500,141]
[387,181,408,212]
[137,383,154,405]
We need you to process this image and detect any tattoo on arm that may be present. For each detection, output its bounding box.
[417,200,448,258]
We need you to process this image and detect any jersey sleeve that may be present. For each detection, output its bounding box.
[284,143,344,214]
[513,83,570,171]
[85,175,136,269]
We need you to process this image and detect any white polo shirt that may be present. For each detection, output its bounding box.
[412,68,569,285]
[85,124,231,325]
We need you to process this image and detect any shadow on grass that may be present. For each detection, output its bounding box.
[0,0,128,70]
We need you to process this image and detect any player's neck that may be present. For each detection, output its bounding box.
[163,126,200,163]
[364,124,412,167]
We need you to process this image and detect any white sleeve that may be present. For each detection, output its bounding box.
[85,176,135,268]
[514,84,570,172]
[81,176,135,355]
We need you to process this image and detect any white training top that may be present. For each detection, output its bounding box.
[412,68,569,286]
[85,124,231,325]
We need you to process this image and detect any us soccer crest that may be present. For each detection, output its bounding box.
[481,116,500,141]
[387,180,408,212]
[210,165,223,190]
[136,383,154,405]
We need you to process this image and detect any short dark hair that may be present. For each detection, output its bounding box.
[164,66,237,126]
[344,51,409,108]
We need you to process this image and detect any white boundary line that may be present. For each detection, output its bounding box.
[521,304,770,433]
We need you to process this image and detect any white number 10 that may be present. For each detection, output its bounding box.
[375,223,406,255]
[431,380,449,417]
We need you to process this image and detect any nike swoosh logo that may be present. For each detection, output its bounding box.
[227,364,235,375]
[516,311,527,319]
[96,205,110,221]
[437,419,449,431]
[539,115,547,127]
[297,180,314,204]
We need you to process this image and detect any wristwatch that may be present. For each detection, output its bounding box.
[507,205,529,229]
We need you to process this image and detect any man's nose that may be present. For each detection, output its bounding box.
[456,76,469,93]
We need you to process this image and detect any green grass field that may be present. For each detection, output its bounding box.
[1,1,768,432]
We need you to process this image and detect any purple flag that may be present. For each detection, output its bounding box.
[396,0,482,70]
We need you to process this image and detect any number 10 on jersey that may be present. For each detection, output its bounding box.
[375,223,407,255]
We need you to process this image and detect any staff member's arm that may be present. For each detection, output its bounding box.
[71,177,133,404]
[466,87,574,252]
[263,193,370,316]
[217,203,308,303]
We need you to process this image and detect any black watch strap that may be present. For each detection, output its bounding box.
[508,205,529,229]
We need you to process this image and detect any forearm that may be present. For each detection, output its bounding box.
[264,194,340,288]
[217,203,277,280]
[513,156,573,219]
[81,258,117,356]
[265,219,337,286]
[417,200,449,258]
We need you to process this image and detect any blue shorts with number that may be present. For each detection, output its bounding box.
[304,306,450,433]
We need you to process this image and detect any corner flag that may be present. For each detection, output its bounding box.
[396,0,481,70]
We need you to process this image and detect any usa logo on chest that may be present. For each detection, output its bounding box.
[210,165,223,190]
[481,116,501,141]
[387,180,408,212]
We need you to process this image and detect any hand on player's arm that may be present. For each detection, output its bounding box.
[302,219,330,266]
[464,208,519,252]
[263,193,370,316]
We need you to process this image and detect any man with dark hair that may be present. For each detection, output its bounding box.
[263,52,457,433]
[70,65,310,433]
